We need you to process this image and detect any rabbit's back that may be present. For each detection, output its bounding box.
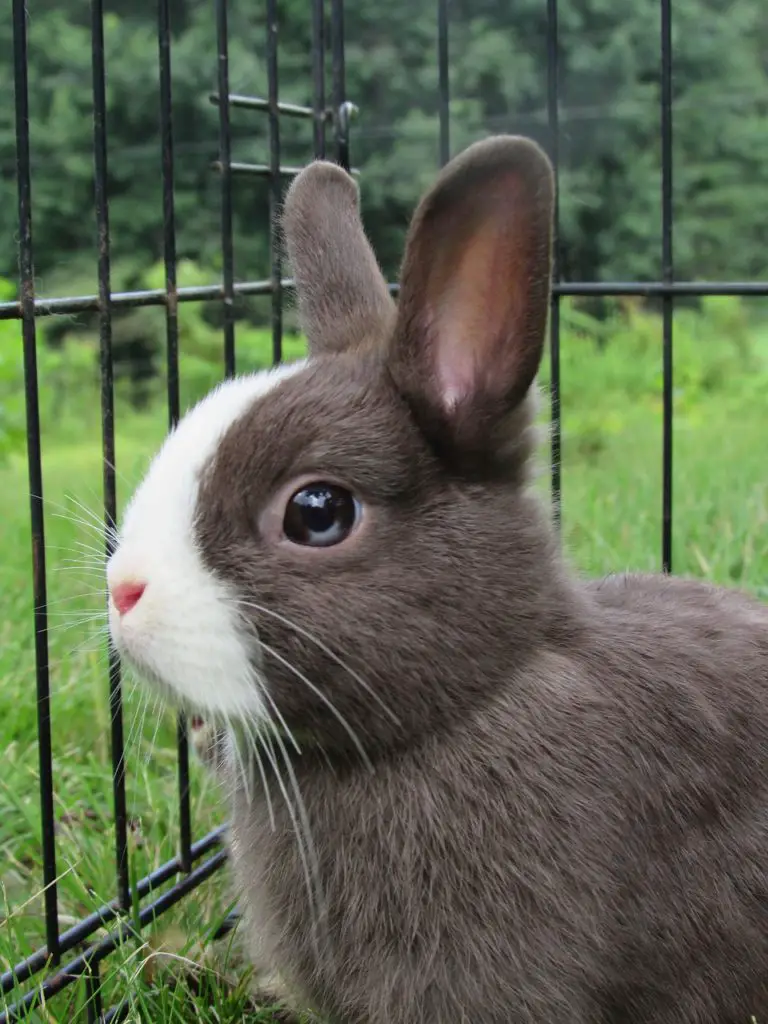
[230,574,768,1024]
[580,572,768,1021]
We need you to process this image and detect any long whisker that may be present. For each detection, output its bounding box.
[237,597,399,727]
[256,638,371,770]
[63,492,118,538]
[29,491,102,528]
[118,674,145,777]
[102,454,143,494]
[230,719,254,807]
[237,685,280,829]
[250,727,275,831]
[60,626,111,659]
[43,591,107,608]
[250,719,325,948]
[50,565,107,580]
[49,506,115,541]
[249,666,302,757]
[71,537,111,558]
[144,690,168,766]
[44,616,107,638]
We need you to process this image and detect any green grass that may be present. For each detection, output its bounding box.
[1,304,766,1021]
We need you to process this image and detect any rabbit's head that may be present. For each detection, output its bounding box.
[107,136,566,755]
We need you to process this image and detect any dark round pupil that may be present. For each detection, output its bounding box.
[284,484,357,546]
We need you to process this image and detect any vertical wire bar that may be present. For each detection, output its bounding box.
[546,0,562,528]
[266,0,283,366]
[330,0,349,170]
[91,0,129,911]
[85,963,103,1023]
[158,0,192,871]
[311,0,326,159]
[215,0,236,377]
[437,0,450,166]
[660,0,674,573]
[12,0,59,964]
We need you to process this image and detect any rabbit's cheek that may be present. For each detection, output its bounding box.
[106,362,306,718]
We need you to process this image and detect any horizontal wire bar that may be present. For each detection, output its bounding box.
[0,280,289,319]
[552,281,768,297]
[0,848,228,1024]
[100,1003,130,1024]
[3,278,768,323]
[213,160,305,176]
[387,281,768,298]
[209,93,332,120]
[212,160,360,177]
[1,826,226,997]
[209,908,242,941]
[99,906,242,1024]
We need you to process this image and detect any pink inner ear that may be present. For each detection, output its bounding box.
[434,325,477,410]
[428,226,524,413]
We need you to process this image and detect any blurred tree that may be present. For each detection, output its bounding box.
[0,0,765,332]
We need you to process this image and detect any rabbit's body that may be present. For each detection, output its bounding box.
[106,137,768,1021]
[225,570,768,1024]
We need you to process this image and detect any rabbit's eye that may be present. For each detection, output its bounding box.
[283,483,361,547]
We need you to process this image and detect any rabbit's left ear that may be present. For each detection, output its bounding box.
[283,162,396,357]
[388,136,554,453]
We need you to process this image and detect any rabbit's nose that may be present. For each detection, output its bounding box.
[111,580,147,617]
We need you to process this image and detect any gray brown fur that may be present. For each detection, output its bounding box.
[190,137,768,1022]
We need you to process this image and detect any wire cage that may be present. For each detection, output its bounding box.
[2,0,766,1019]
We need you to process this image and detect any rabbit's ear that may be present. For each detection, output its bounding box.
[283,162,396,357]
[389,136,554,454]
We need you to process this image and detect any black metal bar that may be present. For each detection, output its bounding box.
[0,851,228,1024]
[330,0,350,170]
[213,160,314,176]
[1,825,227,997]
[660,0,674,573]
[91,0,130,915]
[210,908,242,941]
[101,1004,131,1024]
[12,0,59,966]
[100,1003,131,1024]
[312,0,327,158]
[210,93,331,119]
[546,0,562,527]
[157,0,192,873]
[387,280,768,299]
[100,904,240,1024]
[266,0,283,365]
[437,0,450,166]
[1,278,766,324]
[85,962,103,1023]
[158,0,180,433]
[215,0,236,377]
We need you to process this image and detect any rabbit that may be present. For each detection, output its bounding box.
[106,134,768,1024]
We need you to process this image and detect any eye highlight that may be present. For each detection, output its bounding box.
[282,482,361,547]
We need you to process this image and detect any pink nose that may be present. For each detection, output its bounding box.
[111,581,147,617]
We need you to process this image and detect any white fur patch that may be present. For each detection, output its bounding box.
[107,361,306,718]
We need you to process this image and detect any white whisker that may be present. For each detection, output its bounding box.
[237,597,399,727]
[230,721,254,807]
[144,690,167,765]
[63,492,118,538]
[253,721,326,949]
[257,638,371,770]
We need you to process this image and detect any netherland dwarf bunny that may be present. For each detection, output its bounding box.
[107,136,768,1023]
